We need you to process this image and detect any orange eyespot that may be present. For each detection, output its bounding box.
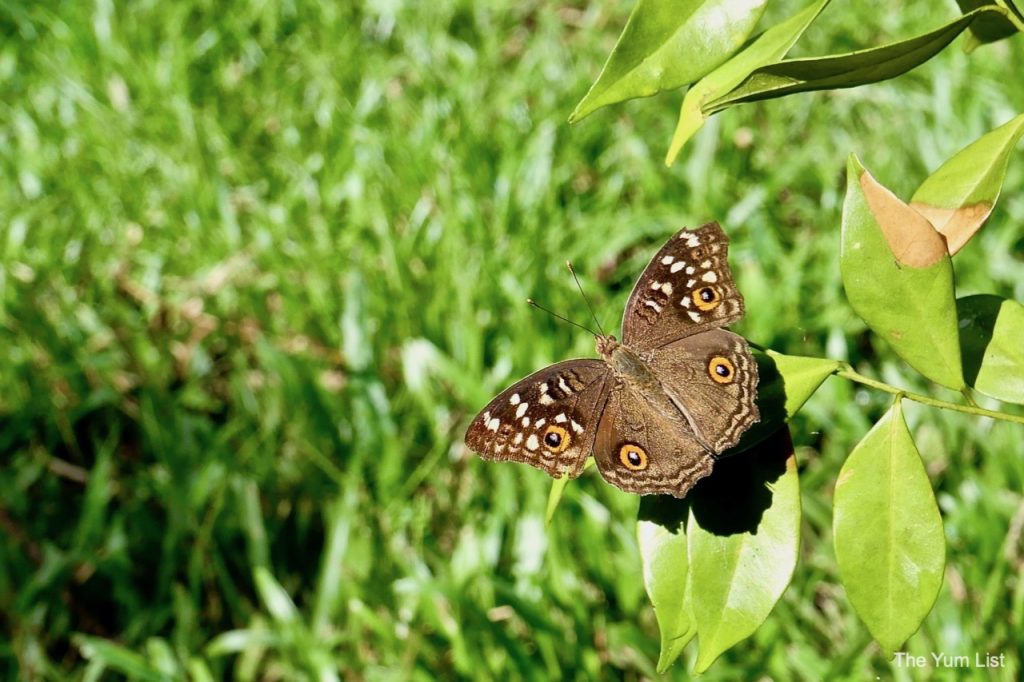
[619,444,648,471]
[692,286,720,311]
[708,356,736,384]
[543,425,571,453]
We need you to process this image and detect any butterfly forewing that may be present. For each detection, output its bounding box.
[464,360,611,479]
[621,221,745,350]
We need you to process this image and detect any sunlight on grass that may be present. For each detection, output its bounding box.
[1,1,1022,678]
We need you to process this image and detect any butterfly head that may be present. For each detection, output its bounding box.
[595,334,620,360]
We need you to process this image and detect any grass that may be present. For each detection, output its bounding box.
[1,0,1023,679]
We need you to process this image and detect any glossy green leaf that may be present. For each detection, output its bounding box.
[957,294,1024,404]
[637,496,696,672]
[910,113,1024,255]
[833,401,945,656]
[687,429,800,672]
[570,0,768,123]
[767,350,839,418]
[703,7,1005,114]
[841,155,965,389]
[666,0,831,164]
[731,349,839,452]
[956,0,1023,46]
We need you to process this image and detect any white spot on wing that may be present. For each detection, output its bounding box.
[570,420,583,434]
[702,271,718,283]
[516,402,528,418]
[557,377,571,393]
[687,237,700,247]
[510,393,520,405]
[555,413,567,423]
[680,231,694,239]
[535,418,546,427]
[514,432,523,445]
[644,300,662,312]
[686,266,694,274]
[661,282,673,295]
[680,297,691,308]
[701,260,711,268]
[521,417,530,427]
[670,261,685,273]
[650,281,662,291]
[487,418,500,432]
[539,394,554,405]
[526,434,539,451]
[687,279,696,287]
[661,255,674,265]
[688,311,701,322]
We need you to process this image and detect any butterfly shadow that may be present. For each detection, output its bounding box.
[638,427,794,537]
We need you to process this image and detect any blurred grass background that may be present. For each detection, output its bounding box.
[1,1,1023,679]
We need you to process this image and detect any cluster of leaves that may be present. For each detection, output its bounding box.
[570,0,1024,163]
[561,0,1024,672]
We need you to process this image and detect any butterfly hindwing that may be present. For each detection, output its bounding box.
[621,221,745,350]
[464,360,611,479]
[592,382,714,498]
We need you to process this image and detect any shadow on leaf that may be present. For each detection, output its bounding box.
[956,293,1000,386]
[638,427,794,536]
[692,427,793,536]
[638,492,691,534]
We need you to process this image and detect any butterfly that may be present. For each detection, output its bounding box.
[464,221,759,498]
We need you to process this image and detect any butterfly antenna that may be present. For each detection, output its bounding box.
[527,299,600,337]
[566,261,606,336]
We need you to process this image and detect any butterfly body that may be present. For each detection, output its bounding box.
[465,222,759,498]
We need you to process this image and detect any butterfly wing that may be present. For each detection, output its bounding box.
[650,329,760,453]
[464,360,611,479]
[621,221,745,350]
[592,382,715,498]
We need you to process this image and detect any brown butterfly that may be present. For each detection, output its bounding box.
[464,221,759,498]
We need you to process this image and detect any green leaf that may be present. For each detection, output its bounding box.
[841,155,965,390]
[666,0,831,164]
[910,113,1024,255]
[833,401,945,656]
[254,566,299,623]
[957,294,1024,404]
[545,474,571,527]
[731,349,838,452]
[74,635,168,682]
[703,7,1006,114]
[570,0,768,122]
[545,457,593,525]
[637,496,696,673]
[767,350,839,419]
[687,429,800,672]
[956,0,1023,46]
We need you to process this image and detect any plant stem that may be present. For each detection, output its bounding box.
[994,0,1024,32]
[835,363,1024,425]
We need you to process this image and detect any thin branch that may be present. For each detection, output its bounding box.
[835,363,1024,426]
[993,0,1024,32]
